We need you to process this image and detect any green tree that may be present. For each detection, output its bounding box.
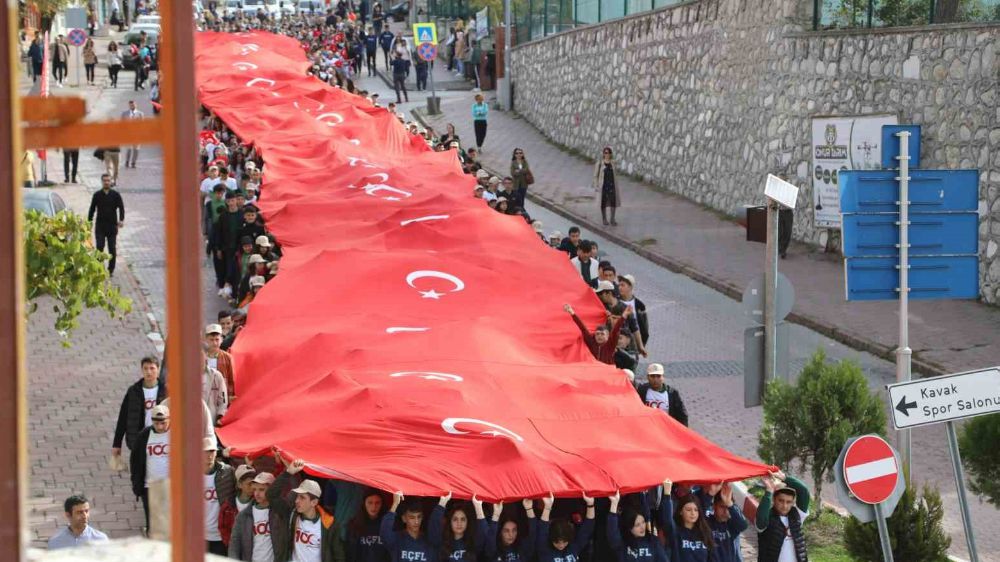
[30,0,78,31]
[24,210,132,344]
[958,413,1000,507]
[843,483,951,561]
[757,350,886,517]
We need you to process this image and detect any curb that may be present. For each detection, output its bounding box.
[410,108,947,378]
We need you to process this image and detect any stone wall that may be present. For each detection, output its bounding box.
[510,0,1000,303]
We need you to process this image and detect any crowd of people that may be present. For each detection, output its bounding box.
[44,7,813,562]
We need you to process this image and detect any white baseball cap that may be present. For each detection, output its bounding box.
[594,280,615,293]
[292,479,322,498]
[647,363,665,376]
[205,323,223,335]
[252,472,276,485]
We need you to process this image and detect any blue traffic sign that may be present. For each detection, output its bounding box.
[840,169,979,213]
[841,125,979,302]
[842,212,979,258]
[844,255,979,301]
[881,125,922,169]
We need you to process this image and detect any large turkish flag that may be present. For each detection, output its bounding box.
[198,31,775,499]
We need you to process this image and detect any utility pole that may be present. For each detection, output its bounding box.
[500,0,512,110]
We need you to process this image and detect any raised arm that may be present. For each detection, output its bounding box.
[565,304,597,347]
[720,483,749,535]
[755,474,775,532]
[659,480,680,557]
[570,494,596,555]
[427,493,450,548]
[380,491,405,551]
[606,492,623,553]
[786,474,811,514]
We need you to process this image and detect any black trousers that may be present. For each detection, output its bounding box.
[213,251,227,288]
[31,61,42,81]
[53,60,67,81]
[109,64,121,86]
[416,71,427,90]
[366,51,377,76]
[134,66,146,90]
[382,48,391,69]
[393,73,408,103]
[63,149,79,182]
[95,224,118,274]
[224,249,239,288]
[474,120,487,149]
[85,63,96,83]
[207,541,226,555]
[139,489,150,531]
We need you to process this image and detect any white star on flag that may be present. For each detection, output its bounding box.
[420,289,444,299]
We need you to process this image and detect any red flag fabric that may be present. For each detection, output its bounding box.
[198,31,775,500]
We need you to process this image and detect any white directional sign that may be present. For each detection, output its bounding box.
[887,367,1000,429]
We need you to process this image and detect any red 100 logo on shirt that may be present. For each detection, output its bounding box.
[254,521,271,535]
[294,530,317,545]
[147,443,169,456]
[204,488,218,501]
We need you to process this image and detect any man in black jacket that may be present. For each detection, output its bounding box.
[212,191,243,291]
[635,363,688,426]
[87,174,125,275]
[112,356,166,462]
[130,404,171,533]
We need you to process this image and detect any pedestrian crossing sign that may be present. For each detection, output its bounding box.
[412,23,438,45]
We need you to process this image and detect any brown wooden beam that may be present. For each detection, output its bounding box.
[22,118,163,150]
[158,0,205,559]
[0,0,28,560]
[20,95,86,125]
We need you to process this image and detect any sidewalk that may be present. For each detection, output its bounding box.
[416,93,1000,377]
[22,28,229,546]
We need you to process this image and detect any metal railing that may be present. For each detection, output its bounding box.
[814,0,1000,30]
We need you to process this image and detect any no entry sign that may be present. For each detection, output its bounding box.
[843,435,899,505]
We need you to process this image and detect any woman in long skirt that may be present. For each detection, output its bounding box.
[593,146,621,225]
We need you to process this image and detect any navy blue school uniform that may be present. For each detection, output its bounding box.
[349,517,390,562]
[427,505,488,561]
[485,518,536,562]
[606,513,669,562]
[708,506,748,562]
[661,497,713,562]
[535,517,595,562]
[380,512,439,562]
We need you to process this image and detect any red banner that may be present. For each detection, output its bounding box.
[198,31,775,499]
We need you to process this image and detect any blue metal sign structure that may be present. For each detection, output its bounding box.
[840,169,979,214]
[882,125,922,169]
[840,126,979,302]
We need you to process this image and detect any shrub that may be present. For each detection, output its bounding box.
[957,413,1000,507]
[843,483,950,562]
[757,349,886,515]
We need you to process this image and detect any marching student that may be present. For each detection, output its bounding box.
[428,493,487,561]
[381,491,438,562]
[606,491,667,562]
[755,470,810,562]
[536,493,595,562]
[346,489,390,562]
[708,484,748,562]
[661,480,716,562]
[485,500,536,562]
[112,356,166,461]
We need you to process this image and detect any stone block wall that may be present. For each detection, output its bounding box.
[510,0,1000,303]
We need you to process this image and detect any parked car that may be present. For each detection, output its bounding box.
[241,0,281,19]
[278,0,296,17]
[22,188,67,216]
[222,0,242,17]
[135,14,161,25]
[295,0,320,13]
[388,0,408,21]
